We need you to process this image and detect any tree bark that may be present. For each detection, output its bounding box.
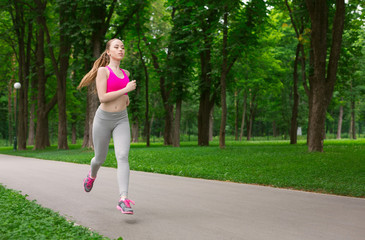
[136,15,150,146]
[209,106,214,141]
[56,2,73,150]
[273,121,277,137]
[34,4,57,149]
[234,90,239,141]
[239,92,247,141]
[27,65,37,146]
[285,0,307,145]
[71,122,77,144]
[12,0,29,150]
[83,85,99,149]
[8,56,16,144]
[350,99,356,139]
[336,98,343,139]
[290,43,301,144]
[247,92,257,141]
[219,8,228,149]
[172,98,182,147]
[305,0,345,152]
[132,121,139,143]
[198,33,214,146]
[27,89,36,146]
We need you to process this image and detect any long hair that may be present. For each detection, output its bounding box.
[77,39,119,90]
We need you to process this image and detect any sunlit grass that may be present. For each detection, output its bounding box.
[1,139,364,197]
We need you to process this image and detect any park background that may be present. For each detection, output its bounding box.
[0,0,364,151]
[0,1,364,238]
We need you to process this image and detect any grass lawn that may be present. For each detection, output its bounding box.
[1,139,364,198]
[0,184,112,240]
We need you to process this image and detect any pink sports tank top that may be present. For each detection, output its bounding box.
[106,66,130,95]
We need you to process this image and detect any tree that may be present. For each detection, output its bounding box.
[8,0,34,150]
[305,0,345,152]
[34,0,57,149]
[79,0,117,149]
[219,0,267,148]
[167,2,195,147]
[284,0,310,144]
[143,0,174,145]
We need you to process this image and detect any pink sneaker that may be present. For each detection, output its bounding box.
[83,171,96,192]
[117,199,135,214]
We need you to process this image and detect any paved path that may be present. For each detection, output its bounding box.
[0,154,364,240]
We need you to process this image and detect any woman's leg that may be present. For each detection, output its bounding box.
[90,114,112,178]
[112,118,131,198]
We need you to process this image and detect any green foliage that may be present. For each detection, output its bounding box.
[0,0,365,146]
[0,184,111,240]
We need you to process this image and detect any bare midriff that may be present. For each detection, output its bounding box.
[100,95,128,112]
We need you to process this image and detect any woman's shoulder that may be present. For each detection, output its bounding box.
[121,69,130,77]
[96,67,109,79]
[98,66,109,72]
[97,66,110,74]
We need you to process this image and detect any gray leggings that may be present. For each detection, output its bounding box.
[91,107,131,197]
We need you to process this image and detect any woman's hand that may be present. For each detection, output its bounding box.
[126,80,137,93]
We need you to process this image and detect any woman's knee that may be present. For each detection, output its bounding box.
[115,152,129,164]
[92,156,106,166]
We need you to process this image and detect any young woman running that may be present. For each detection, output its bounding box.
[77,39,137,214]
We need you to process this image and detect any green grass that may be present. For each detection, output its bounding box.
[0,184,114,240]
[1,139,364,197]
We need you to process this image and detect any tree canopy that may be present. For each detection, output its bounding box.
[0,0,364,152]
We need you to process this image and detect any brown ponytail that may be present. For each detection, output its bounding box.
[77,38,120,90]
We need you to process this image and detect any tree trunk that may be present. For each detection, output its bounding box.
[307,83,327,151]
[13,0,28,150]
[83,35,102,149]
[198,92,212,146]
[305,0,345,152]
[82,88,90,148]
[234,90,239,141]
[131,81,141,144]
[239,92,247,141]
[172,98,182,147]
[27,96,36,146]
[273,121,277,137]
[71,122,77,144]
[247,93,257,141]
[198,35,214,146]
[164,106,174,145]
[8,56,16,144]
[34,7,57,150]
[290,43,301,144]
[132,121,139,143]
[336,98,343,139]
[219,8,228,149]
[57,2,72,150]
[350,99,356,139]
[209,106,214,141]
[83,85,99,149]
[136,17,149,146]
[247,115,252,141]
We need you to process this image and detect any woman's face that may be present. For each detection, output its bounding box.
[107,39,125,61]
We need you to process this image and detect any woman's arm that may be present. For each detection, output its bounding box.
[96,67,136,103]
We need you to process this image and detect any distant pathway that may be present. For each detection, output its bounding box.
[0,154,364,240]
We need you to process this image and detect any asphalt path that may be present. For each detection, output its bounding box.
[0,154,364,240]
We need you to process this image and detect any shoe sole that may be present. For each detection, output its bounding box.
[83,177,92,192]
[117,206,134,215]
